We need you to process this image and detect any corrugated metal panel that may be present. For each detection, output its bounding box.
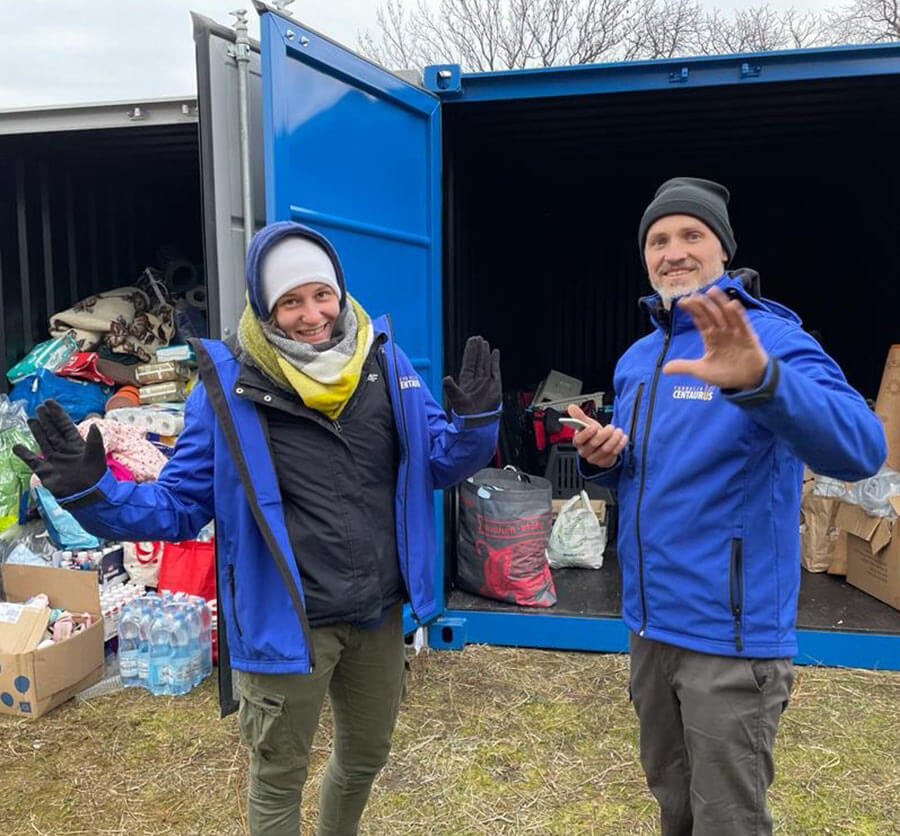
[0,125,202,389]
[0,97,198,137]
[446,74,900,157]
[443,73,900,400]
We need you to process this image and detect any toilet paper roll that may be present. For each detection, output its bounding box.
[139,411,184,436]
[164,259,199,294]
[186,287,207,309]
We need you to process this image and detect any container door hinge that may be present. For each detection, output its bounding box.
[740,62,762,79]
[669,66,689,83]
[424,64,462,95]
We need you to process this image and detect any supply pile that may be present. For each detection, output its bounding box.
[0,260,216,718]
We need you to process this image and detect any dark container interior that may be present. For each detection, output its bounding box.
[441,73,900,636]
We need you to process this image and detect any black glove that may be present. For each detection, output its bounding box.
[13,400,107,499]
[443,336,502,416]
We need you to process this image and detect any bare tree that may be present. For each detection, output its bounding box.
[359,0,841,71]
[697,4,832,55]
[830,0,900,42]
[358,0,647,71]
[627,0,705,59]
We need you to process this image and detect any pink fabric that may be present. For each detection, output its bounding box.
[77,418,167,482]
[106,454,135,481]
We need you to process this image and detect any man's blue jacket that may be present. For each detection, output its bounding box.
[584,271,886,658]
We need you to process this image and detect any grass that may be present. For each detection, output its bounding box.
[1,646,898,835]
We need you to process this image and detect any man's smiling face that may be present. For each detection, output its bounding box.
[644,214,728,307]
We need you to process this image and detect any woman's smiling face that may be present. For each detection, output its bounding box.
[272,282,341,344]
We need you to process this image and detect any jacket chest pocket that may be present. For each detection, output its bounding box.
[625,381,646,478]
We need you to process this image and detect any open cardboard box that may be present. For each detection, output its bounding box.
[875,345,900,472]
[0,564,104,719]
[835,497,900,611]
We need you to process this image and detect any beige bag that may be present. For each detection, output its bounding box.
[799,495,842,573]
[122,541,164,588]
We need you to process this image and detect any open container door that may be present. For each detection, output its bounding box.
[255,2,444,633]
[192,12,267,340]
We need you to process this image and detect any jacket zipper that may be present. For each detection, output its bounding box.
[227,565,243,640]
[385,316,419,622]
[626,382,645,478]
[197,340,315,672]
[238,379,349,446]
[730,537,745,652]
[636,314,673,636]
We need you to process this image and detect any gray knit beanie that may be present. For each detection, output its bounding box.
[638,177,736,265]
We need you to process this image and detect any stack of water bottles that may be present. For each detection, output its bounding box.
[117,591,213,696]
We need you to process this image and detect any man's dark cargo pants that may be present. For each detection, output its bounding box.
[629,632,794,836]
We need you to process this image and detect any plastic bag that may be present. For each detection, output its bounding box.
[547,491,607,569]
[812,476,849,499]
[32,486,101,551]
[456,467,556,607]
[845,466,900,517]
[158,540,216,600]
[6,332,78,384]
[8,368,112,422]
[55,351,116,386]
[0,519,57,564]
[0,396,38,532]
[6,543,51,567]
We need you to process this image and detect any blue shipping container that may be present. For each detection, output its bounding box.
[207,4,900,670]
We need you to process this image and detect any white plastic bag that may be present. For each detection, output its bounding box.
[845,466,900,517]
[547,491,607,569]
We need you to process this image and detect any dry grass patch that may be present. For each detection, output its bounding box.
[0,646,898,835]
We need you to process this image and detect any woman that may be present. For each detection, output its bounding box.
[16,221,502,836]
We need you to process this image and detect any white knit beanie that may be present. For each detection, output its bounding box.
[260,236,342,313]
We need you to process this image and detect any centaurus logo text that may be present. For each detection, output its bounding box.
[672,384,715,401]
[399,376,421,390]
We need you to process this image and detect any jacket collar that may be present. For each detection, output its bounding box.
[638,269,798,334]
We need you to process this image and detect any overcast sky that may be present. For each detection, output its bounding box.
[3,0,835,110]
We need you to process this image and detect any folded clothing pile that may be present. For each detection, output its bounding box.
[48,270,175,364]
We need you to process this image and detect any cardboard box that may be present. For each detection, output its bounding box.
[0,565,104,719]
[827,529,849,576]
[0,603,50,655]
[800,494,847,573]
[836,498,900,611]
[875,345,900,472]
[552,497,606,523]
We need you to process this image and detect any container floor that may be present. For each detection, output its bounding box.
[447,548,900,635]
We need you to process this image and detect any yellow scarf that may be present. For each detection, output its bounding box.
[238,295,373,419]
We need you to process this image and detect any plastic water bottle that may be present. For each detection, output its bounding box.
[189,596,213,680]
[148,612,173,696]
[169,613,192,696]
[137,602,156,690]
[118,609,141,688]
[180,603,203,688]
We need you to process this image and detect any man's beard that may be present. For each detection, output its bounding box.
[650,276,705,309]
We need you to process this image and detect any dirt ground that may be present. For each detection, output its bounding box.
[1,645,899,836]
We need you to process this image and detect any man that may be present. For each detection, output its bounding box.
[568,177,886,835]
